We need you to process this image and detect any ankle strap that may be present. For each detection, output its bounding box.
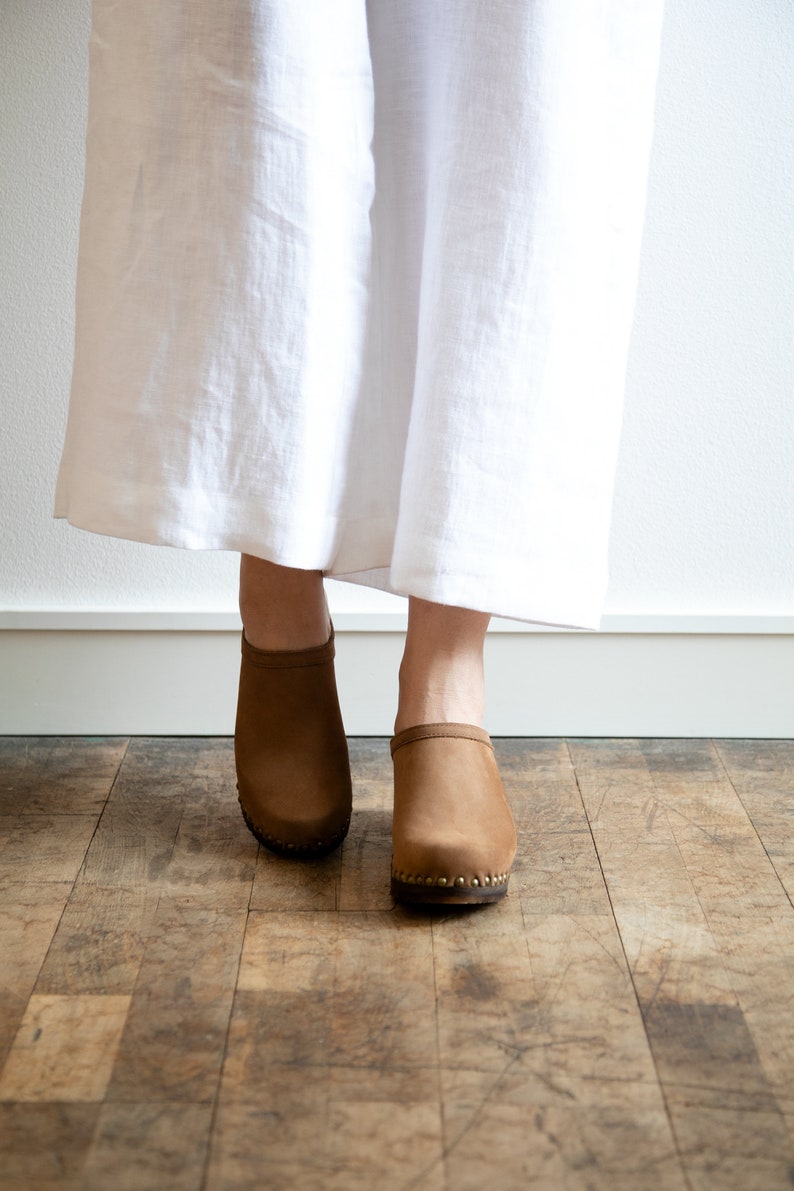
[390,722,493,757]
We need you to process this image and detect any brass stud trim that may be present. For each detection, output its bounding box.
[391,870,510,889]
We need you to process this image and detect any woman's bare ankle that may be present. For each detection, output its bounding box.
[239,555,330,651]
[394,677,485,734]
[394,598,488,734]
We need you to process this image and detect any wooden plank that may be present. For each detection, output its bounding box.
[440,1074,686,1191]
[432,893,535,1075]
[0,1103,100,1191]
[212,908,444,1188]
[328,910,437,1071]
[107,903,246,1103]
[434,902,663,1082]
[0,881,72,1064]
[0,994,130,1101]
[0,815,100,884]
[624,741,794,1103]
[644,760,788,918]
[159,781,258,911]
[703,912,794,1101]
[81,1103,213,1191]
[236,910,339,996]
[337,783,392,912]
[34,884,160,996]
[249,844,342,914]
[714,738,794,782]
[328,1063,439,1103]
[665,1086,794,1191]
[715,738,794,903]
[76,737,237,891]
[524,912,664,1083]
[431,770,683,1191]
[0,737,127,816]
[615,902,741,1011]
[569,737,794,1189]
[504,737,613,914]
[641,1000,775,1097]
[213,1100,442,1190]
[566,737,651,779]
[224,909,439,1083]
[638,737,726,783]
[208,1073,443,1191]
[206,1094,332,1191]
[568,739,738,1008]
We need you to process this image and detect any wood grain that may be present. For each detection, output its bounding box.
[329,910,438,1071]
[159,780,258,910]
[76,737,234,890]
[249,843,342,913]
[0,737,127,816]
[206,1094,445,1191]
[107,903,247,1103]
[1,734,793,1190]
[569,736,794,1187]
[0,1102,100,1190]
[0,815,102,884]
[34,884,160,996]
[715,738,794,903]
[0,994,130,1101]
[0,880,72,1063]
[511,738,613,914]
[82,1103,213,1191]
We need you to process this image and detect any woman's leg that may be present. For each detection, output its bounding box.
[395,598,490,733]
[239,555,330,651]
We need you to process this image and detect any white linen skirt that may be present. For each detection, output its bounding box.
[55,0,664,629]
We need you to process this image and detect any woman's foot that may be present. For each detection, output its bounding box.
[391,598,516,906]
[235,556,351,856]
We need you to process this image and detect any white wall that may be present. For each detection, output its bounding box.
[609,0,794,617]
[2,2,793,735]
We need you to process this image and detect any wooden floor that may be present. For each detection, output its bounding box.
[1,737,793,1190]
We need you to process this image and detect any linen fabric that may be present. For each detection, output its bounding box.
[55,0,665,629]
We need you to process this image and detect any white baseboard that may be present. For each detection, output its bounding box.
[1,612,792,736]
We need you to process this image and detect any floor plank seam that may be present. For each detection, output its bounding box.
[426,915,448,1191]
[712,739,794,915]
[565,736,695,1190]
[71,735,132,890]
[199,930,249,1191]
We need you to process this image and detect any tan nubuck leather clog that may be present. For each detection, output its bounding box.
[390,723,517,905]
[234,628,352,857]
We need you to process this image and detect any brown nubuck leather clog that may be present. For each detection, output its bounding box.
[234,628,352,857]
[390,723,517,905]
